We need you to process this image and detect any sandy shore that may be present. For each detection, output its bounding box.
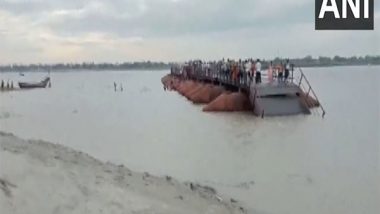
[0,132,244,214]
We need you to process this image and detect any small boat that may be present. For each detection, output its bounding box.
[18,77,50,89]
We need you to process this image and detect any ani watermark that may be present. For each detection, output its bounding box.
[315,0,374,30]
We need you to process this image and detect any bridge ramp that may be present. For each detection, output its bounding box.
[250,82,311,117]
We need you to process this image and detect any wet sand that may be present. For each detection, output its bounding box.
[0,132,245,214]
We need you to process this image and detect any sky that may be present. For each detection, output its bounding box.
[0,0,379,64]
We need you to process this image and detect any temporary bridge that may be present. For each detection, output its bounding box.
[170,65,326,118]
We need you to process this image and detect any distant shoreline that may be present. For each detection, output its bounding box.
[0,68,170,73]
[0,63,378,73]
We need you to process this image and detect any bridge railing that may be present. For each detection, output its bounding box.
[292,67,326,118]
[171,64,259,90]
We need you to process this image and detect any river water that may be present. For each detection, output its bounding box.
[0,66,379,214]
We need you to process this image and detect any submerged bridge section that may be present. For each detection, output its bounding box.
[171,65,325,118]
[250,82,311,117]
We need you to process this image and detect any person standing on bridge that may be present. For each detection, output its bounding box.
[227,60,232,82]
[232,61,238,84]
[278,62,284,82]
[238,59,243,85]
[285,59,290,82]
[202,61,207,77]
[244,60,251,86]
[268,61,273,83]
[221,60,228,81]
[250,59,255,83]
[255,59,262,84]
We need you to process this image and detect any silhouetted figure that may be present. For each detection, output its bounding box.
[278,63,284,82]
[285,59,290,82]
[6,81,9,89]
[190,183,195,191]
[255,59,262,84]
[120,83,123,92]
[10,81,13,89]
[113,82,117,91]
[1,80,4,89]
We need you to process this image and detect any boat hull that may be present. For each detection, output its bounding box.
[18,77,50,89]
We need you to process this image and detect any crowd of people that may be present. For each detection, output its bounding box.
[172,58,293,86]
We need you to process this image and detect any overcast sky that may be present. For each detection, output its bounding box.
[0,0,379,63]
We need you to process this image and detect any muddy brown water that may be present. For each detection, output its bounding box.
[0,66,379,214]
